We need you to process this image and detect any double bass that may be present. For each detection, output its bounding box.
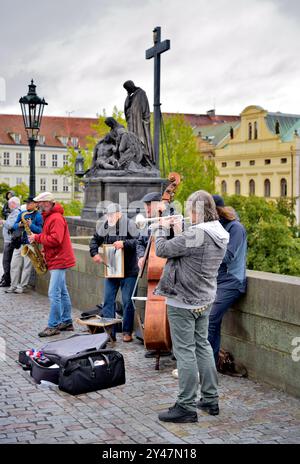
[135,172,181,370]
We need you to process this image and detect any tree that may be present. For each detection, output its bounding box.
[224,194,300,276]
[160,114,218,205]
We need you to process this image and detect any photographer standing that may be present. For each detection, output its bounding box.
[0,197,21,288]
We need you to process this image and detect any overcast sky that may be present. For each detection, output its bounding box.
[1,0,300,118]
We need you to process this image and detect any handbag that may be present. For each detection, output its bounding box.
[58,349,126,395]
[10,227,23,249]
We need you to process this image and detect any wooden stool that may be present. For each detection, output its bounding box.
[75,316,121,342]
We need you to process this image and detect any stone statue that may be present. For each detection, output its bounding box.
[87,117,156,176]
[123,80,154,165]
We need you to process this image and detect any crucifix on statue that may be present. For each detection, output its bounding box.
[146,26,170,169]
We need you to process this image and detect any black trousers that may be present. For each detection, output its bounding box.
[1,242,14,285]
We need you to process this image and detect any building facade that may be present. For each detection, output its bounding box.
[214,105,300,221]
[0,114,98,201]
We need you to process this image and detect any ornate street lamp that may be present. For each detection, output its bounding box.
[75,149,85,177]
[19,79,48,197]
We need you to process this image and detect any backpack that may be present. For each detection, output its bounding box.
[217,349,248,377]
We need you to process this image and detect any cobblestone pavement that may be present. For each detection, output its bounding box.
[0,275,299,443]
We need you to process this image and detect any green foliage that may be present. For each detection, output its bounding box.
[12,182,29,203]
[160,114,218,205]
[224,195,300,276]
[60,200,83,216]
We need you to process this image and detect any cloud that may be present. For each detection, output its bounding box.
[1,0,300,117]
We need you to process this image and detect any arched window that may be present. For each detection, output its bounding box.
[254,121,258,139]
[280,178,287,197]
[249,179,255,195]
[248,122,252,140]
[221,180,227,195]
[235,180,241,195]
[264,179,271,197]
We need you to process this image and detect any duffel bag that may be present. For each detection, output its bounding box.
[58,349,126,395]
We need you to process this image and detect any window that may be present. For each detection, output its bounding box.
[280,178,287,197]
[14,133,21,144]
[249,179,255,195]
[249,160,255,166]
[264,179,271,197]
[71,137,78,147]
[3,152,10,166]
[221,180,227,195]
[265,159,271,165]
[60,136,68,145]
[52,179,58,192]
[16,152,22,166]
[16,177,22,185]
[281,158,287,164]
[63,154,68,166]
[248,122,252,140]
[40,154,46,167]
[235,180,241,195]
[221,162,227,168]
[40,178,46,192]
[52,154,58,167]
[235,161,241,167]
[254,121,258,139]
[38,135,45,145]
[63,177,69,192]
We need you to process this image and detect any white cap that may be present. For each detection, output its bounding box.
[33,192,55,202]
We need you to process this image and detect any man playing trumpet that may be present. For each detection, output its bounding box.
[152,190,229,423]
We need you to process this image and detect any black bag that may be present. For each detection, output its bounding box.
[58,349,126,395]
[30,358,60,385]
[10,227,23,249]
[18,351,32,371]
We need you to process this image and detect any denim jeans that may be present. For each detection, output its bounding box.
[167,304,218,412]
[208,287,242,362]
[102,277,136,336]
[48,269,73,328]
[1,242,14,285]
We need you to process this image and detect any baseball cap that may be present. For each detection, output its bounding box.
[212,194,225,207]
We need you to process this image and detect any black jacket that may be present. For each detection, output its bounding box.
[89,215,138,278]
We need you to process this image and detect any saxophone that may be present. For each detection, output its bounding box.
[20,210,47,275]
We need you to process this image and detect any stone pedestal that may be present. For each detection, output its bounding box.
[67,172,167,236]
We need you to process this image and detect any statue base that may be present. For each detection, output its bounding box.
[67,173,167,236]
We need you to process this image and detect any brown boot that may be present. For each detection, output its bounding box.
[38,327,60,337]
[123,334,133,342]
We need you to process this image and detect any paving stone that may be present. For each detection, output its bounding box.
[0,257,300,445]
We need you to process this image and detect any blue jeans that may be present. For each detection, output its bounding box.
[102,277,136,336]
[208,287,242,362]
[48,269,73,328]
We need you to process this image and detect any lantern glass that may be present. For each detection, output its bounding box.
[19,80,47,139]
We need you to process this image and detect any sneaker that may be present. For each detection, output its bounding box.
[5,287,18,293]
[38,327,61,337]
[123,334,133,342]
[158,403,198,423]
[57,322,74,331]
[197,398,219,416]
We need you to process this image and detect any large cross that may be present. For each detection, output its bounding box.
[146,26,170,169]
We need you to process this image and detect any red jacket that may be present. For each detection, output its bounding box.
[35,203,76,271]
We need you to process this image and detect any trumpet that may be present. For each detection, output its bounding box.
[135,213,189,230]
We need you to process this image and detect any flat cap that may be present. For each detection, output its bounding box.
[105,203,122,214]
[141,192,161,203]
[33,192,55,202]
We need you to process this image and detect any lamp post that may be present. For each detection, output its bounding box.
[75,149,85,178]
[19,80,47,198]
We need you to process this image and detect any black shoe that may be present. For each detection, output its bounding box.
[144,350,172,358]
[57,322,74,331]
[0,281,10,287]
[197,398,219,416]
[158,403,198,423]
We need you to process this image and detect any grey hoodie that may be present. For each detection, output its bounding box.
[154,221,229,306]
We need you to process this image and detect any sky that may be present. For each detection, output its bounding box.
[1,0,300,118]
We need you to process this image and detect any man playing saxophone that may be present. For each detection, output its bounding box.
[5,197,43,294]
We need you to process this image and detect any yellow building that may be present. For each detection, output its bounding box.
[215,105,300,221]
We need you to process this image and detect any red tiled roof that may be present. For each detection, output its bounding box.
[163,112,240,127]
[0,114,99,148]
